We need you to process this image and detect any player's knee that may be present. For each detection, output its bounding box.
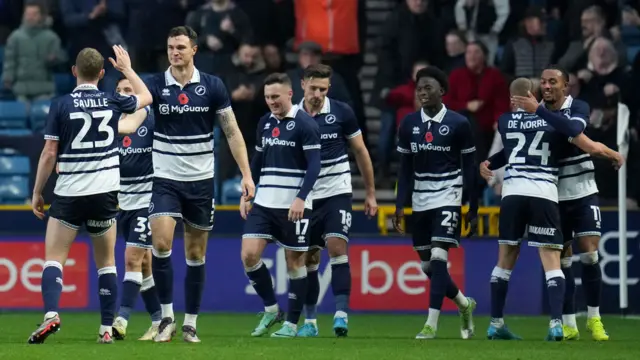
[288,266,307,280]
[185,245,205,262]
[326,237,347,257]
[241,248,261,268]
[577,235,599,253]
[141,250,152,270]
[306,250,320,267]
[150,219,174,251]
[491,266,512,282]
[430,247,448,262]
[579,251,598,265]
[284,250,306,270]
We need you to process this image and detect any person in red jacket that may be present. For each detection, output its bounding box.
[385,61,429,128]
[443,41,509,159]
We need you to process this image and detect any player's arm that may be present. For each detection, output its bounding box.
[118,106,149,134]
[459,119,479,215]
[109,45,152,111]
[344,105,376,199]
[570,133,625,167]
[535,104,584,138]
[33,140,58,197]
[297,122,322,201]
[395,118,413,211]
[487,150,507,170]
[219,108,251,176]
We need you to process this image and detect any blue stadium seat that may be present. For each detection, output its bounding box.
[30,99,51,132]
[221,177,243,205]
[0,101,28,128]
[495,46,504,64]
[54,73,75,95]
[622,25,640,47]
[627,46,640,63]
[0,150,30,175]
[0,175,29,204]
[0,128,32,136]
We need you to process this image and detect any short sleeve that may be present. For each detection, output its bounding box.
[340,103,361,139]
[396,116,411,154]
[44,99,60,141]
[458,118,476,155]
[111,92,139,114]
[569,100,590,133]
[255,116,267,153]
[302,119,321,151]
[211,77,232,114]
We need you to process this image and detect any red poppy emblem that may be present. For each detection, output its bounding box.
[122,136,132,147]
[272,127,280,137]
[425,132,433,143]
[178,93,189,105]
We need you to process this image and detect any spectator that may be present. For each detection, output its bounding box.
[285,41,352,106]
[444,41,509,160]
[500,6,554,82]
[186,0,252,75]
[235,0,286,72]
[2,2,65,104]
[557,5,627,73]
[455,0,510,66]
[577,37,635,120]
[385,60,428,129]
[444,30,467,74]
[585,100,640,209]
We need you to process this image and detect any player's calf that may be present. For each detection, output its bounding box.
[559,245,579,339]
[276,250,308,336]
[488,243,522,340]
[91,222,119,339]
[150,215,177,322]
[300,249,320,337]
[538,247,565,341]
[327,237,351,333]
[114,246,147,340]
[182,225,208,342]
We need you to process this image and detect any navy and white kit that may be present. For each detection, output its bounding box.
[242,106,321,251]
[553,96,601,241]
[45,84,139,235]
[495,109,569,249]
[397,106,476,250]
[118,107,154,248]
[145,68,229,231]
[298,98,361,249]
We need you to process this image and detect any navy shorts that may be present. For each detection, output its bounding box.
[499,195,564,249]
[310,194,352,249]
[559,194,601,242]
[119,208,152,249]
[242,204,311,252]
[411,206,462,250]
[48,191,118,236]
[148,177,215,231]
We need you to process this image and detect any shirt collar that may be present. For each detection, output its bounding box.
[164,67,201,87]
[270,104,300,121]
[420,105,447,123]
[539,95,573,110]
[298,97,331,114]
[72,84,99,92]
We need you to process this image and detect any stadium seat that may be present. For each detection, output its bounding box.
[221,177,243,205]
[0,150,30,175]
[622,25,640,47]
[0,175,29,204]
[0,101,28,128]
[627,46,640,64]
[54,73,75,95]
[495,46,504,64]
[30,99,51,131]
[0,128,32,136]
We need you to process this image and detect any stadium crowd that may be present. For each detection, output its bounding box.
[1,0,639,207]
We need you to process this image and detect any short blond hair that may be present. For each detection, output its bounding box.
[75,48,104,81]
[510,77,533,97]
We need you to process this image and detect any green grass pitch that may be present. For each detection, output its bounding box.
[1,313,638,359]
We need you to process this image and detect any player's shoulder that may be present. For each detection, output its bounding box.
[294,107,319,130]
[399,110,421,129]
[569,97,590,114]
[145,72,166,87]
[328,98,353,114]
[198,71,225,87]
[444,108,470,123]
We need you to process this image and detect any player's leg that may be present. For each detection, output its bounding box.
[242,205,282,336]
[28,210,79,344]
[488,195,526,340]
[271,210,312,338]
[558,201,579,339]
[138,249,162,340]
[528,198,565,341]
[574,196,608,340]
[179,183,215,343]
[299,247,321,337]
[148,178,182,342]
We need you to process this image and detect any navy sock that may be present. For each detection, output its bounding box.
[98,267,118,326]
[331,256,351,313]
[140,276,162,322]
[546,270,566,322]
[185,260,206,315]
[429,259,448,310]
[287,268,308,325]
[118,272,142,321]
[581,253,602,308]
[304,266,319,319]
[561,259,576,315]
[490,267,511,320]
[424,262,459,300]
[41,261,63,313]
[245,260,277,307]
[151,250,173,306]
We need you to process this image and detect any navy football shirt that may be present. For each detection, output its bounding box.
[253,106,321,209]
[298,98,360,199]
[145,68,231,182]
[119,107,154,211]
[397,106,475,211]
[44,84,138,196]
